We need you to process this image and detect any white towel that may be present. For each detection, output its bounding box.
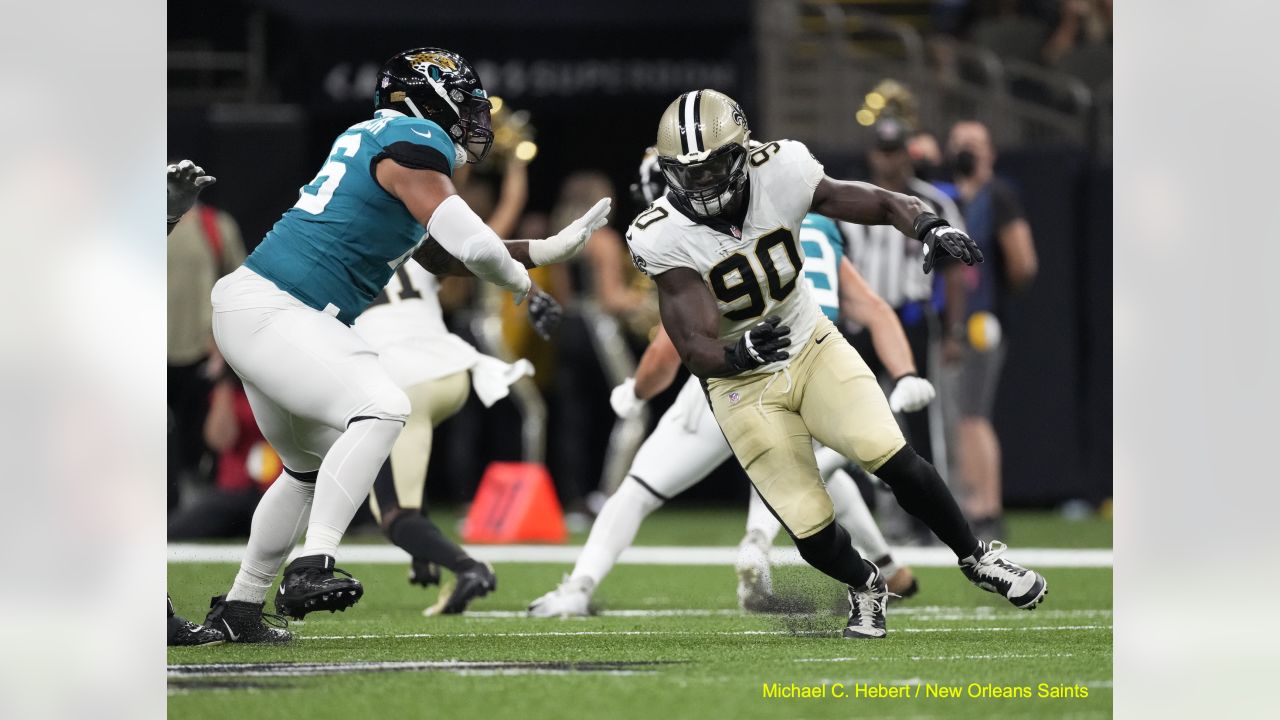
[470,354,534,407]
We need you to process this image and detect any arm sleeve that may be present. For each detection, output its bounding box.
[426,195,529,293]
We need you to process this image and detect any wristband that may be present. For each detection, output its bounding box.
[911,212,947,242]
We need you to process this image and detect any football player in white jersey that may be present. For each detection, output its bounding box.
[353,261,559,616]
[623,90,1046,639]
[528,150,932,618]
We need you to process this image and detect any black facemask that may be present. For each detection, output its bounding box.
[951,150,978,179]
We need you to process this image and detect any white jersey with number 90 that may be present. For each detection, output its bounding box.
[625,139,827,375]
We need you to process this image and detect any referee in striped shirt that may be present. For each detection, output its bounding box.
[839,118,966,543]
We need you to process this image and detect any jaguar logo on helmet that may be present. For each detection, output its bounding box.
[407,51,459,76]
[375,47,496,165]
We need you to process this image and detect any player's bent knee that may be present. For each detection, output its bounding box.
[616,476,666,516]
[351,386,412,425]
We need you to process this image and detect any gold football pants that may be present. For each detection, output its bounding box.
[707,316,905,539]
[368,370,471,522]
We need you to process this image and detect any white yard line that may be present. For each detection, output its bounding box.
[293,625,1110,641]
[168,543,1112,568]
[460,607,1109,621]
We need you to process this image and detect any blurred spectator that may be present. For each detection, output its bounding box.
[168,375,277,539]
[548,171,648,528]
[906,129,958,199]
[167,194,245,508]
[941,120,1038,541]
[840,118,966,544]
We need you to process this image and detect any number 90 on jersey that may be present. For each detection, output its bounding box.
[708,229,803,321]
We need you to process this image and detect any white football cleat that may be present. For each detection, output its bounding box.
[735,530,775,612]
[527,575,594,618]
[959,540,1048,610]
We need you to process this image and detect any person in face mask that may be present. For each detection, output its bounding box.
[940,121,1039,543]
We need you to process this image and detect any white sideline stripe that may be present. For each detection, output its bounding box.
[168,543,1112,568]
[297,625,1110,641]
[468,608,1110,621]
[796,653,1075,662]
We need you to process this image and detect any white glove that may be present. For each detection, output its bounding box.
[528,197,611,266]
[510,269,533,306]
[609,378,645,419]
[888,374,935,413]
[167,159,216,222]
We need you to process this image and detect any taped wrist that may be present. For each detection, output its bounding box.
[427,195,528,292]
[912,212,947,242]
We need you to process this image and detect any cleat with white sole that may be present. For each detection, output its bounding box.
[528,575,593,618]
[843,564,895,639]
[959,540,1048,610]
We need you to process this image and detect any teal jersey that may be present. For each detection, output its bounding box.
[798,214,844,321]
[244,109,457,325]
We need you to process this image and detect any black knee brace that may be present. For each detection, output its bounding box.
[793,520,874,589]
[874,446,980,558]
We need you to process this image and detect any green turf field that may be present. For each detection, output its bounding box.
[168,510,1112,719]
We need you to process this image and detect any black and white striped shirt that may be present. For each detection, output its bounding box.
[839,178,965,308]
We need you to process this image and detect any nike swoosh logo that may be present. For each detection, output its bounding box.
[222,619,240,642]
[411,128,433,139]
[816,333,832,345]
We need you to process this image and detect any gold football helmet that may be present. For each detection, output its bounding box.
[655,89,751,216]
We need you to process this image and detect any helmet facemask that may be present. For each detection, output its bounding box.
[452,92,494,164]
[658,143,748,217]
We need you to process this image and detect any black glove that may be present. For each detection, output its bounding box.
[526,286,562,340]
[913,212,983,274]
[725,315,791,372]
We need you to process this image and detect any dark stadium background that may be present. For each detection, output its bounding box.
[169,0,1111,509]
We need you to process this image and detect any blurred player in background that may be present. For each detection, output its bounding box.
[352,258,559,616]
[529,148,928,618]
[624,90,1045,639]
[167,159,226,647]
[202,47,609,644]
[943,120,1038,541]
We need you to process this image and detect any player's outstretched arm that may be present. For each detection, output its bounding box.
[837,257,935,413]
[810,176,982,273]
[378,159,532,300]
[610,323,683,419]
[634,324,683,400]
[837,257,915,379]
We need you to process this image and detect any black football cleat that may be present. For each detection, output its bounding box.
[959,540,1048,610]
[843,564,895,639]
[204,595,291,644]
[168,602,225,647]
[274,554,364,620]
[425,562,497,616]
[408,558,441,588]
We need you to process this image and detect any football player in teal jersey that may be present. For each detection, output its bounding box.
[202,47,610,643]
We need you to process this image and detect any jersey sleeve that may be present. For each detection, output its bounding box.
[625,206,690,277]
[375,118,457,176]
[773,139,825,190]
[761,139,825,222]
